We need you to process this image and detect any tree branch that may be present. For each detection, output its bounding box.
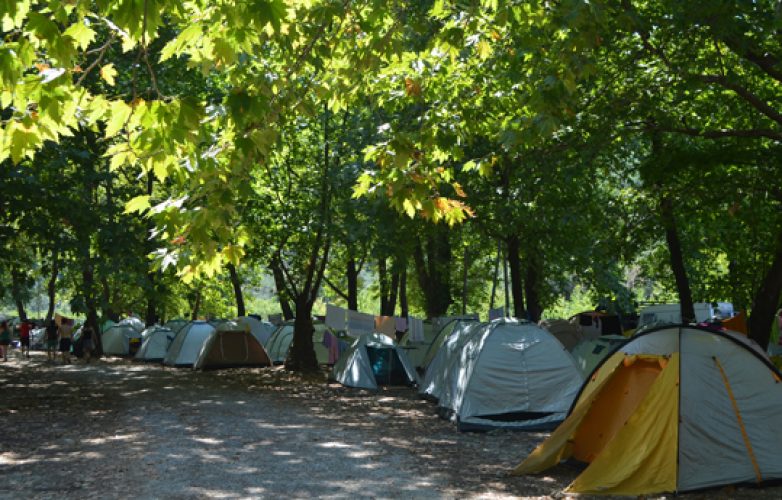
[649,124,782,141]
[322,275,349,300]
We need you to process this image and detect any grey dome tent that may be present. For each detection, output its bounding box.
[135,326,176,362]
[163,318,189,334]
[436,319,583,431]
[102,323,143,356]
[265,320,330,365]
[193,321,271,370]
[419,320,484,401]
[163,321,216,367]
[570,335,627,377]
[331,333,419,390]
[418,318,480,371]
[235,316,276,346]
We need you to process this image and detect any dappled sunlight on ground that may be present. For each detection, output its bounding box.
[1,351,779,498]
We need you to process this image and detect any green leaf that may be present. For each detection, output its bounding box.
[105,100,131,137]
[124,195,151,214]
[63,22,96,50]
[100,63,117,86]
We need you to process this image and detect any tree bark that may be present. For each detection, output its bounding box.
[461,246,469,315]
[747,229,782,348]
[81,254,101,355]
[10,269,28,321]
[346,255,358,311]
[660,195,696,322]
[413,226,452,318]
[506,236,526,319]
[270,259,295,320]
[524,253,543,323]
[227,263,245,318]
[489,241,501,310]
[45,249,59,323]
[100,276,120,322]
[190,291,201,321]
[285,300,318,372]
[399,266,408,318]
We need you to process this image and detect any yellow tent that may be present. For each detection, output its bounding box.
[513,325,782,495]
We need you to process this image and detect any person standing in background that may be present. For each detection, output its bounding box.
[0,321,10,361]
[18,320,31,359]
[58,319,74,364]
[45,320,58,361]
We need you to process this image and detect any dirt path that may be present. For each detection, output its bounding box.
[0,352,778,499]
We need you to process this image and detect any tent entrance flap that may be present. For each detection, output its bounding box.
[572,356,666,463]
[366,346,409,386]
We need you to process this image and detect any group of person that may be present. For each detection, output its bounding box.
[0,318,96,363]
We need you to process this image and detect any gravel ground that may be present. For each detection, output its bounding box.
[1,351,779,499]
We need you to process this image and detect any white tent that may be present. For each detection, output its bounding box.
[570,335,627,377]
[265,321,330,365]
[331,333,419,390]
[163,321,216,367]
[418,318,480,371]
[102,323,143,356]
[135,326,176,362]
[235,316,276,346]
[119,316,145,333]
[436,319,583,431]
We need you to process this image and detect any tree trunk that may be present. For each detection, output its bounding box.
[227,263,245,317]
[747,229,782,349]
[143,172,159,327]
[346,256,358,311]
[489,241,501,310]
[379,258,400,316]
[81,255,101,355]
[413,226,452,318]
[190,291,201,321]
[270,260,295,320]
[399,266,408,318]
[285,299,319,372]
[660,195,696,323]
[100,276,120,322]
[524,253,543,323]
[10,269,28,321]
[506,236,525,319]
[45,249,59,323]
[461,246,469,315]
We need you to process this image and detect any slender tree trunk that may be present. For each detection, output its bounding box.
[144,173,159,327]
[461,247,469,315]
[388,268,399,316]
[660,195,696,322]
[286,299,318,372]
[190,291,201,321]
[399,266,408,318]
[81,255,101,355]
[346,256,358,311]
[45,249,59,323]
[490,241,501,310]
[379,258,400,316]
[747,229,782,348]
[227,263,245,317]
[506,236,525,319]
[10,269,28,321]
[100,276,120,322]
[270,260,295,320]
[503,248,510,315]
[524,254,542,323]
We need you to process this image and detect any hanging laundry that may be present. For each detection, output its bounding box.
[322,330,343,365]
[326,304,347,331]
[375,316,396,338]
[347,310,375,337]
[408,317,424,342]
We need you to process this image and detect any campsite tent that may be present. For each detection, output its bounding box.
[539,319,584,351]
[419,320,484,401]
[569,311,623,340]
[135,326,176,362]
[331,333,419,390]
[514,324,782,495]
[119,316,145,333]
[163,319,189,334]
[163,321,216,367]
[570,335,628,376]
[436,319,583,431]
[193,321,271,370]
[419,318,480,370]
[235,316,276,346]
[102,323,143,356]
[265,320,331,365]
